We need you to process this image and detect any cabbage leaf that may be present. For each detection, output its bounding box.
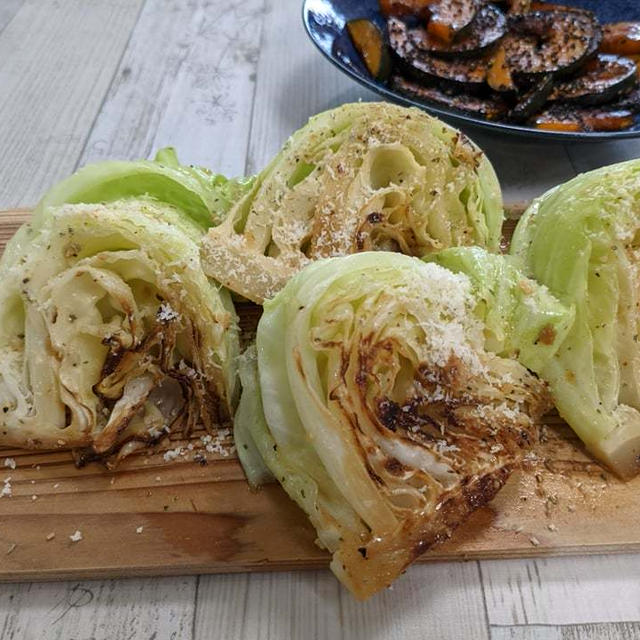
[201,102,503,303]
[427,246,574,373]
[237,252,550,598]
[0,199,239,463]
[33,147,253,230]
[510,159,640,478]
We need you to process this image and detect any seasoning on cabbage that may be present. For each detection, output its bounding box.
[510,159,640,478]
[427,246,575,374]
[0,199,239,465]
[34,147,253,230]
[236,252,552,598]
[201,102,503,303]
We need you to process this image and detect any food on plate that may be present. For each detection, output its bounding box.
[379,0,433,19]
[426,0,481,43]
[548,54,638,106]
[391,74,509,118]
[534,105,635,132]
[510,160,640,478]
[201,102,503,304]
[601,22,640,57]
[503,9,600,78]
[414,4,507,57]
[487,44,516,92]
[0,160,240,465]
[346,19,391,81]
[388,17,490,90]
[508,74,554,122]
[368,1,640,132]
[234,251,571,598]
[381,0,486,41]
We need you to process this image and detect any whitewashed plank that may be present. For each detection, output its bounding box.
[0,577,196,640]
[491,622,640,640]
[195,571,343,640]
[195,563,489,640]
[565,140,640,175]
[481,555,640,626]
[0,0,23,33]
[466,133,579,206]
[245,0,378,175]
[78,0,266,177]
[0,0,145,209]
[338,562,489,640]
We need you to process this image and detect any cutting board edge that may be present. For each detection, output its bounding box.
[3,542,640,583]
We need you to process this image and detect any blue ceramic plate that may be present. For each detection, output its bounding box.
[303,0,640,141]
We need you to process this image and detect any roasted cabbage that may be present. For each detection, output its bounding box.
[235,252,560,598]
[201,102,503,303]
[428,246,575,374]
[0,157,240,463]
[511,159,640,478]
[33,147,253,230]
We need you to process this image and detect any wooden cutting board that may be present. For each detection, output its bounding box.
[0,209,639,583]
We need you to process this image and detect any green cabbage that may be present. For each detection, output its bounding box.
[510,159,640,478]
[236,251,554,598]
[33,147,253,230]
[427,247,574,373]
[0,199,239,463]
[234,345,274,487]
[202,102,503,303]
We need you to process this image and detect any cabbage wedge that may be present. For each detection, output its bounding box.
[428,247,575,374]
[33,147,252,230]
[0,199,239,464]
[236,252,553,598]
[201,102,503,303]
[511,160,640,478]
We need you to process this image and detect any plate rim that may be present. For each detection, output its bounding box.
[301,0,640,143]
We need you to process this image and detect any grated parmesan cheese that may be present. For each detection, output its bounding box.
[163,447,183,462]
[435,440,460,454]
[156,302,179,323]
[1,477,12,498]
[200,430,235,457]
[69,530,83,543]
[3,458,16,470]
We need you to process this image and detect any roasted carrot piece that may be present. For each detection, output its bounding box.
[346,19,391,81]
[379,0,433,17]
[487,45,515,92]
[601,23,640,56]
[535,108,635,132]
[583,110,635,131]
[535,121,582,132]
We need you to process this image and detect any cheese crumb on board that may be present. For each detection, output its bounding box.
[1,478,12,498]
[69,530,83,543]
[163,447,183,462]
[3,458,16,470]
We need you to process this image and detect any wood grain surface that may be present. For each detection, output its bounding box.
[1,209,639,583]
[2,2,640,638]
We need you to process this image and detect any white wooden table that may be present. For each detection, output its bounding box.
[0,1,639,638]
